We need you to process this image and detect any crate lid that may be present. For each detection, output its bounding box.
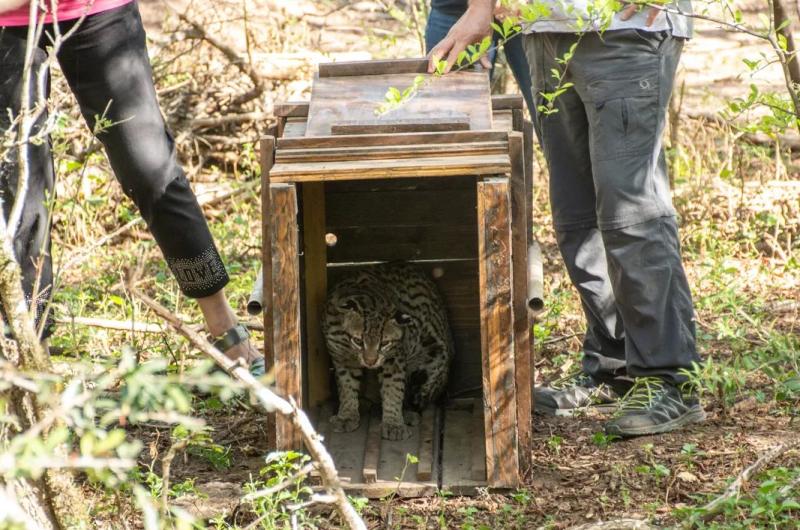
[305,58,494,137]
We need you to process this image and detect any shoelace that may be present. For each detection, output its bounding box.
[615,377,666,413]
[549,370,593,390]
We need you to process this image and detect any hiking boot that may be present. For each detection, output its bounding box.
[534,372,622,416]
[604,377,706,437]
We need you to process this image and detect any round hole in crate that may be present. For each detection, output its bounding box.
[432,266,445,279]
[325,233,338,247]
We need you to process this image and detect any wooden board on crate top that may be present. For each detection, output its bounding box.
[305,59,494,137]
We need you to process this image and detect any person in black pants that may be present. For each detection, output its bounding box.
[0,1,263,373]
[426,0,535,117]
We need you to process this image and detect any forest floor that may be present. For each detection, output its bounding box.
[40,1,799,528]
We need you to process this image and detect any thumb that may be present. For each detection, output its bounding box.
[479,54,492,69]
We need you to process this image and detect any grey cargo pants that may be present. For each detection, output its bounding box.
[523,29,700,385]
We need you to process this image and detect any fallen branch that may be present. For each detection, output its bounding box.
[131,288,366,530]
[567,520,656,530]
[693,437,800,523]
[54,315,264,334]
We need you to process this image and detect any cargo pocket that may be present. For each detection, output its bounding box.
[586,69,659,161]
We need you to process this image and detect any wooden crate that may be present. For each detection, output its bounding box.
[259,59,536,496]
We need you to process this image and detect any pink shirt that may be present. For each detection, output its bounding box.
[0,0,134,26]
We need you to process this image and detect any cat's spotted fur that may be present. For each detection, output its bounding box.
[322,262,453,440]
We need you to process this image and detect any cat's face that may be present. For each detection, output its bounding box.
[340,299,410,368]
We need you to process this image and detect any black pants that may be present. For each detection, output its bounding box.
[1,2,229,336]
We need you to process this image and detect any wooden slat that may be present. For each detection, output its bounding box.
[362,408,382,484]
[319,57,429,77]
[277,130,509,150]
[509,132,533,478]
[416,407,436,481]
[477,177,519,488]
[331,117,470,135]
[260,136,276,451]
[440,402,483,495]
[492,110,513,132]
[306,70,492,136]
[471,398,487,482]
[270,183,303,451]
[302,183,330,408]
[275,100,309,118]
[283,117,307,138]
[270,154,511,183]
[492,94,524,111]
[275,141,508,164]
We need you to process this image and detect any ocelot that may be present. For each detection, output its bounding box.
[322,262,454,440]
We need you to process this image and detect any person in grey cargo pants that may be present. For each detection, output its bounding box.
[429,1,705,437]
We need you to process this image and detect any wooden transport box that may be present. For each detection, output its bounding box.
[257,58,539,497]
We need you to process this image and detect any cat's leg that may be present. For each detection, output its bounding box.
[410,340,450,410]
[330,367,361,433]
[380,362,411,440]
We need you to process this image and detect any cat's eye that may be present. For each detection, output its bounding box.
[350,336,363,348]
[380,341,394,351]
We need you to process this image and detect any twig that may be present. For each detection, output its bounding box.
[692,437,800,523]
[160,438,189,514]
[54,315,263,334]
[131,288,367,530]
[565,520,656,530]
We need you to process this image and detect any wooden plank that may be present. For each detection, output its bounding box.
[417,407,436,481]
[270,183,303,451]
[306,70,492,136]
[260,136,277,451]
[492,94,524,111]
[275,100,309,118]
[477,177,519,488]
[319,57,429,77]
[492,110,513,132]
[270,154,511,183]
[283,117,307,138]
[471,398,487,482]
[362,408,381,484]
[508,132,533,478]
[331,117,470,135]
[277,130,508,150]
[441,403,483,494]
[276,141,508,164]
[302,183,330,408]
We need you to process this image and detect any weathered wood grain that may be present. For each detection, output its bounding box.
[362,408,381,484]
[491,94,524,111]
[277,130,508,149]
[508,132,533,478]
[470,398,487,482]
[301,182,330,408]
[477,177,519,488]
[417,407,436,481]
[270,183,303,451]
[275,100,309,118]
[260,136,276,451]
[275,141,509,164]
[270,154,511,183]
[319,58,429,77]
[331,117,470,135]
[306,70,492,136]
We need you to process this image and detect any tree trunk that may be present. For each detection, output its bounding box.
[0,255,90,528]
[774,0,800,87]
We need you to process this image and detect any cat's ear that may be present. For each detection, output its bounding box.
[393,311,412,325]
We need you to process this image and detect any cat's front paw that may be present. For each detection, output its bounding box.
[330,414,360,433]
[403,411,421,426]
[382,421,412,441]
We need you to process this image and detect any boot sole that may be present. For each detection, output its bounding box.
[604,406,707,437]
[535,402,619,417]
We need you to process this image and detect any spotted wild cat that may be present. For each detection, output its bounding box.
[322,262,453,441]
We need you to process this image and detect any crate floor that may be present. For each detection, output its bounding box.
[314,398,486,498]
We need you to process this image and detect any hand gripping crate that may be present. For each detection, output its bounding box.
[256,58,542,497]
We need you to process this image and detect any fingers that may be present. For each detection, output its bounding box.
[646,7,660,26]
[428,38,453,73]
[619,4,638,21]
[479,55,492,69]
